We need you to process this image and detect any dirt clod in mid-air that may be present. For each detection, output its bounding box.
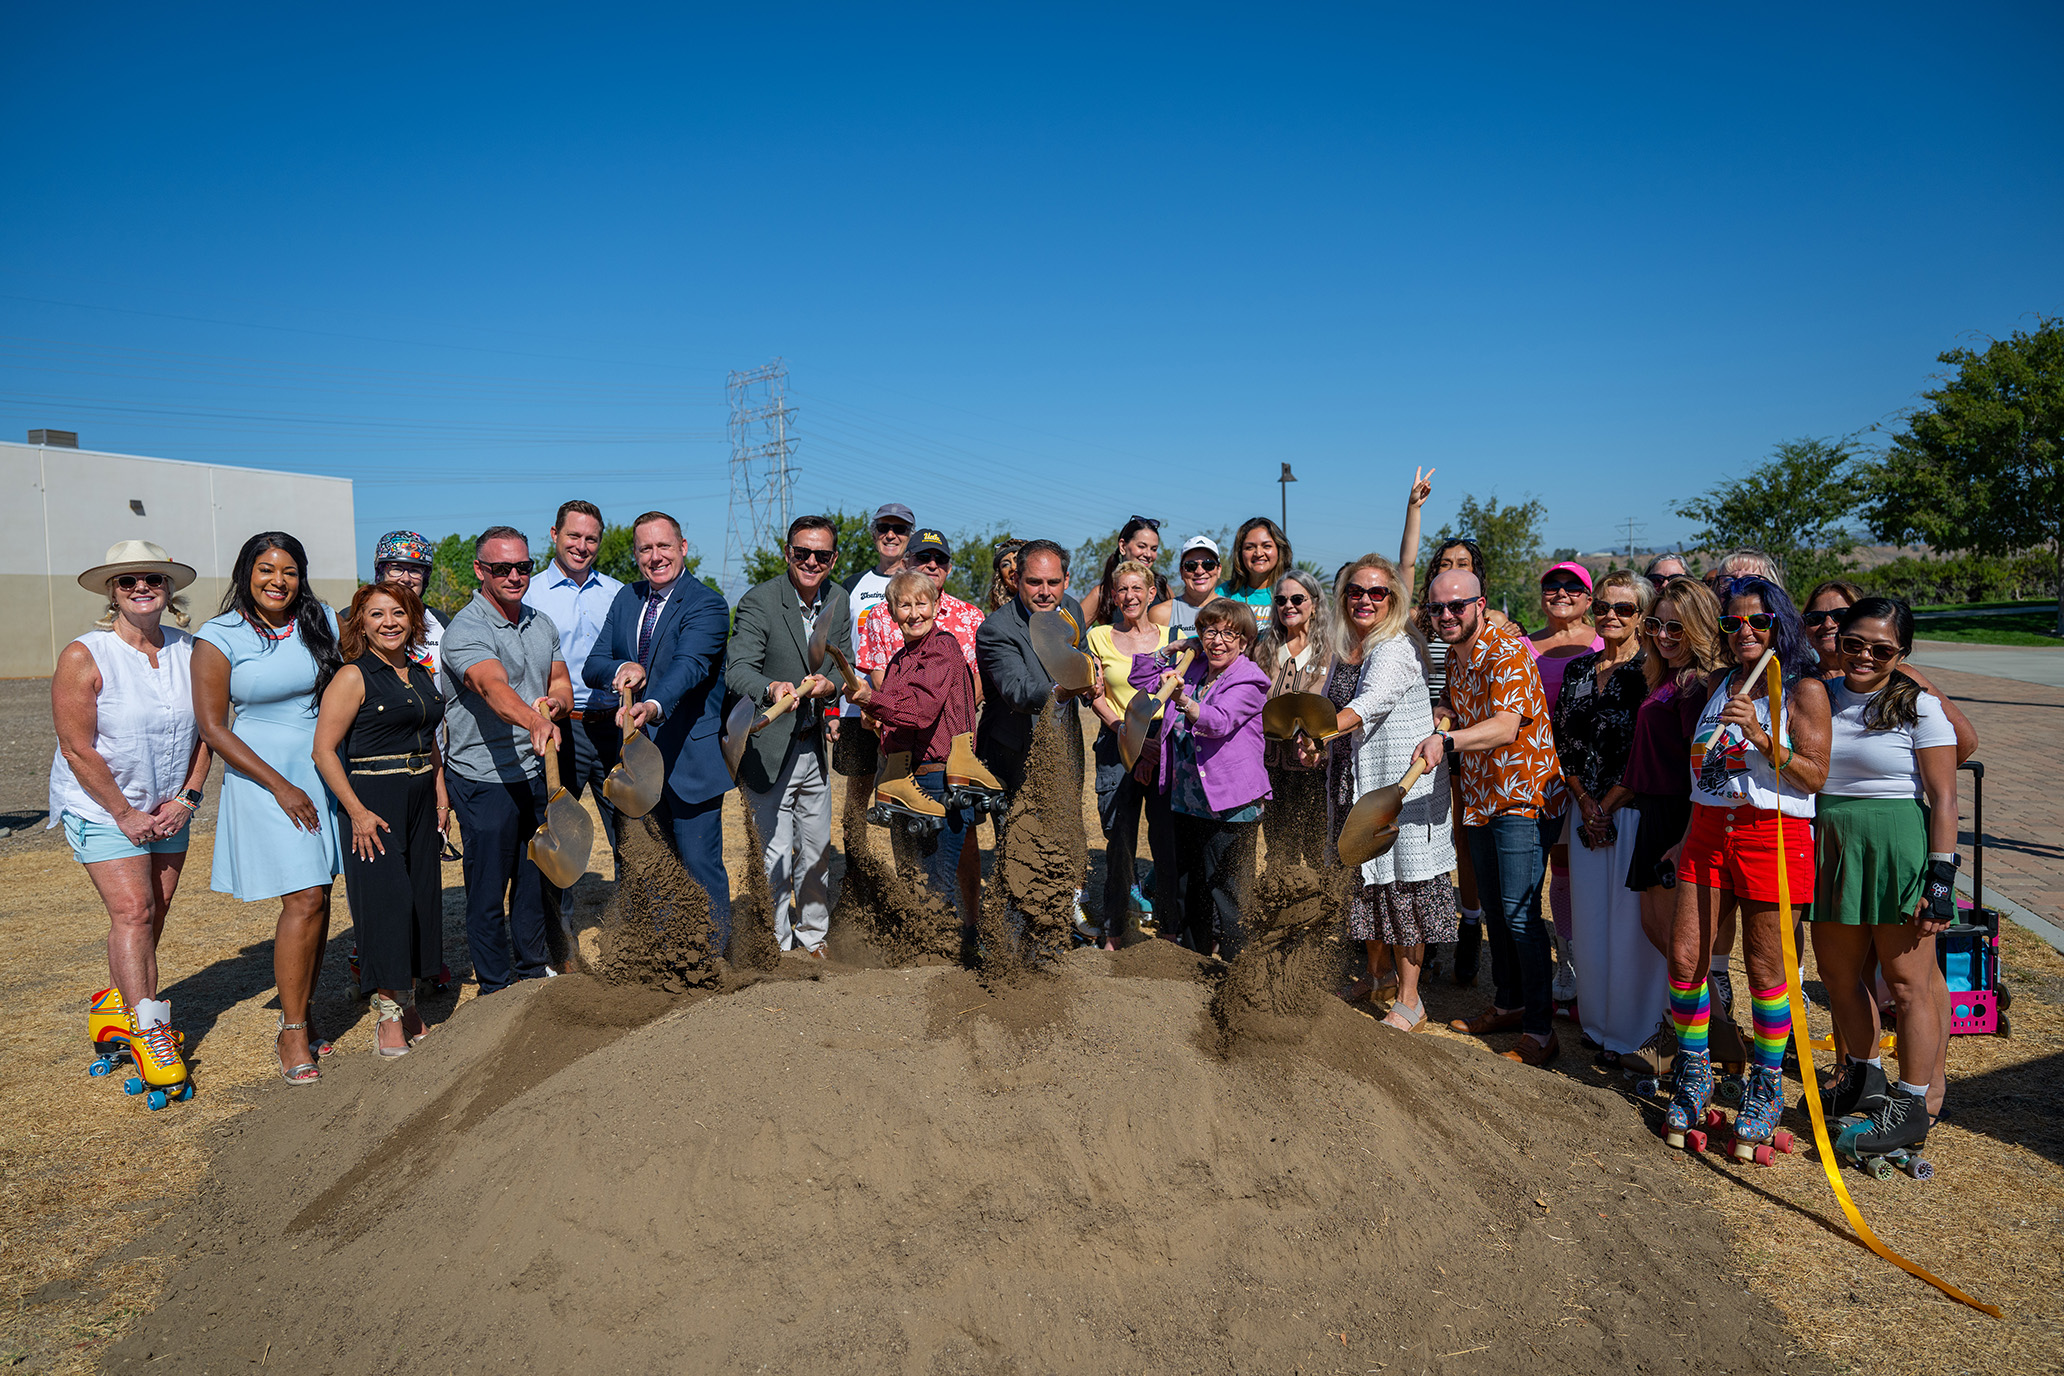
[1212,859,1353,1052]
[980,700,1087,976]
[593,814,722,992]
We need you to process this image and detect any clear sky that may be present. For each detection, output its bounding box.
[4,3,2060,585]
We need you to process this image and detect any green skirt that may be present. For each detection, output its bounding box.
[1811,795,1926,926]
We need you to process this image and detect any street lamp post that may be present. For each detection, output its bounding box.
[1279,462,1297,533]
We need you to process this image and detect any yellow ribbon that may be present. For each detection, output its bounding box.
[1767,655,2001,1317]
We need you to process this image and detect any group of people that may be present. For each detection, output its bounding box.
[53,477,1976,1168]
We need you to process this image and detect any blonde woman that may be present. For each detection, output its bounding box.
[1086,559,1174,946]
[1254,568,1333,869]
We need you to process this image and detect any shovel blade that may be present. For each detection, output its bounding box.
[1336,785,1405,867]
[602,728,665,819]
[1262,692,1338,742]
[805,617,830,674]
[720,695,755,781]
[528,789,595,889]
[1028,608,1094,691]
[1118,693,1156,768]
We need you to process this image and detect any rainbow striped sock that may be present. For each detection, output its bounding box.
[1669,977,1709,1055]
[1750,983,1790,1072]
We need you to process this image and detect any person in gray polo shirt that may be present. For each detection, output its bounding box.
[440,526,574,993]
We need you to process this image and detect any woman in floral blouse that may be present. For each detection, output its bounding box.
[1550,570,1659,1062]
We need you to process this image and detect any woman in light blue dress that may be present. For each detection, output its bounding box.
[192,532,344,1085]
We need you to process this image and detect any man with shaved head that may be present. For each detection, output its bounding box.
[1412,568,1566,1067]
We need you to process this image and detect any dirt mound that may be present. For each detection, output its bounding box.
[106,951,1823,1375]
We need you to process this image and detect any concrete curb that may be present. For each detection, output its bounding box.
[1957,870,2064,957]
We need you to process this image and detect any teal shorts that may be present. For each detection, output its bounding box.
[62,810,191,866]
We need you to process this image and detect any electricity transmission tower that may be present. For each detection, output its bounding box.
[723,359,796,595]
[1621,517,1646,564]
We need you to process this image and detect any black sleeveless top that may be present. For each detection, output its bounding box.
[343,653,445,762]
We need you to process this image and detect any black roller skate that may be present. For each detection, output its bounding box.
[867,750,945,838]
[1725,1065,1796,1166]
[1834,1085,1933,1181]
[1811,1059,1889,1123]
[943,732,1007,819]
[1662,1047,1717,1153]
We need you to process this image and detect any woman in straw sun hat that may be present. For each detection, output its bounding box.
[50,540,213,1090]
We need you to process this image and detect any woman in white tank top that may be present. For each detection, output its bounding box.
[49,541,213,1053]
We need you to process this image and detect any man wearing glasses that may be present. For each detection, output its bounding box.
[440,526,575,991]
[1410,568,1567,1066]
[725,516,851,957]
[833,503,916,776]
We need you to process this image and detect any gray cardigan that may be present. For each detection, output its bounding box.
[723,575,852,794]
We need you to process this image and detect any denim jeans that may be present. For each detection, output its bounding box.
[1462,813,1562,1037]
[911,767,969,903]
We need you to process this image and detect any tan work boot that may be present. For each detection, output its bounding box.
[868,750,945,835]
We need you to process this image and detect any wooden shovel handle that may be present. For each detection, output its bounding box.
[541,737,564,795]
[754,691,801,732]
[1732,646,1780,700]
[824,645,864,699]
[1154,648,1197,703]
[1395,757,1428,794]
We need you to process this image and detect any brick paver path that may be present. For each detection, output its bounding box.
[1918,662,2064,923]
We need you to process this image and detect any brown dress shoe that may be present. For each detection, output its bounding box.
[1450,1007,1524,1036]
[1501,1032,1562,1066]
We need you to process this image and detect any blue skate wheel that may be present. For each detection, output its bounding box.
[124,1076,145,1096]
[174,1082,193,1102]
[89,1058,114,1077]
[146,1089,168,1111]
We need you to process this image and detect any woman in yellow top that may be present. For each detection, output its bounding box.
[1086,560,1174,949]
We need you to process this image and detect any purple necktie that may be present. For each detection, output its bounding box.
[636,589,663,667]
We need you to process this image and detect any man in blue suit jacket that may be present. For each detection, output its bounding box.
[582,511,733,940]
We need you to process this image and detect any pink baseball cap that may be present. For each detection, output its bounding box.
[1542,561,1593,591]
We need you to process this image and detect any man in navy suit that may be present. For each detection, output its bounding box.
[582,511,733,941]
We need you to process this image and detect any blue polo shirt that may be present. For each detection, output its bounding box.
[524,561,624,710]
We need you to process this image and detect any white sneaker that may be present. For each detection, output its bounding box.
[543,966,560,978]
[1551,958,1577,1003]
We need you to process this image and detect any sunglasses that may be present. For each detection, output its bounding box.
[1272,593,1310,609]
[1128,515,1161,531]
[1591,599,1639,619]
[1641,617,1685,636]
[1180,557,1219,573]
[1718,612,1776,634]
[1426,596,1480,618]
[1344,583,1393,602]
[1802,608,1846,627]
[788,546,835,566]
[874,522,911,537]
[912,553,950,568]
[1838,635,1903,662]
[1646,574,1673,590]
[1541,578,1588,596]
[476,559,535,578]
[114,573,168,590]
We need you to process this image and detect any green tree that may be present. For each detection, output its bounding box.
[1426,493,1547,628]
[424,533,478,616]
[1862,317,2064,633]
[1672,437,1861,596]
[592,522,705,586]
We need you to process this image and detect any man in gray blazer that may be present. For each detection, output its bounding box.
[725,515,851,956]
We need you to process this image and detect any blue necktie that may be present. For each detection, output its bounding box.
[636,589,663,668]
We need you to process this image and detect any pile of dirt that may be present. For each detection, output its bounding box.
[105,951,1823,1375]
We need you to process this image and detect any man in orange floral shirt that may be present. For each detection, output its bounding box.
[1412,568,1566,1066]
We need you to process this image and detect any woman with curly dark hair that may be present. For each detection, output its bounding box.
[191,532,344,1085]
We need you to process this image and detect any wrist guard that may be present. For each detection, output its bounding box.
[1924,858,1957,924]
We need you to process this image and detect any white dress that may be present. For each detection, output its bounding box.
[47,628,199,828]
[1342,635,1454,887]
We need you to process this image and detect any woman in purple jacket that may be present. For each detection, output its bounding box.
[1133,598,1271,957]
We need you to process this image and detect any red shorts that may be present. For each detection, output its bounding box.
[1676,803,1816,905]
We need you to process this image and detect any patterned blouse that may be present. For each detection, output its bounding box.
[1443,620,1565,826]
[1550,647,1649,800]
[856,592,983,674]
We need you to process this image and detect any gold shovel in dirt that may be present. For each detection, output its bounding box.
[1262,691,1347,745]
[1119,645,1197,768]
[601,716,665,819]
[1336,757,1429,867]
[528,744,596,888]
[719,695,757,782]
[1028,606,1096,693]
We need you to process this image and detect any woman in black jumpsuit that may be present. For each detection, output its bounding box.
[313,583,447,1055]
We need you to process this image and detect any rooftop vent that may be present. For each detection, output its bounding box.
[29,429,78,447]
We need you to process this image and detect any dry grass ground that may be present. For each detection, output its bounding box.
[0,699,2057,1372]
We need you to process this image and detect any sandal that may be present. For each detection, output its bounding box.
[371,993,412,1059]
[274,1016,320,1085]
[1381,999,1432,1032]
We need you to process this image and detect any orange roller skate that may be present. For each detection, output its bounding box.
[119,1001,193,1110]
[87,988,182,1077]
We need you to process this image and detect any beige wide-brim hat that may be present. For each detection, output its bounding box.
[78,540,198,595]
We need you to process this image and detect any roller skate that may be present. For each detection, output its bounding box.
[88,988,182,1076]
[1708,1014,1751,1108]
[1811,1059,1890,1124]
[944,733,1007,818]
[1625,1018,1676,1095]
[119,1003,193,1110]
[866,750,944,838]
[1724,1065,1795,1166]
[1834,1085,1933,1181]
[1661,1046,1717,1152]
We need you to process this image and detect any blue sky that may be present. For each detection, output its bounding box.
[4,3,2060,586]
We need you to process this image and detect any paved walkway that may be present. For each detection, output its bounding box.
[1918,662,2064,925]
[1911,640,2064,689]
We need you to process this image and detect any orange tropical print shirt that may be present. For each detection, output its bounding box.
[1443,620,1565,826]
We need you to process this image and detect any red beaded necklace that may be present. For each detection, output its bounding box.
[244,613,295,641]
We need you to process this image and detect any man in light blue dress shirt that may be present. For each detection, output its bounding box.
[523,500,625,847]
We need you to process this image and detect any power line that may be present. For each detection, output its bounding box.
[724,360,795,595]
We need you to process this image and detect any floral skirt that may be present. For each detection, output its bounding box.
[1347,874,1458,947]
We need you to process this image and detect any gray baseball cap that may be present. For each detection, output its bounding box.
[873,503,915,528]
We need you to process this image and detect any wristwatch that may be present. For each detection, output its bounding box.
[176,787,204,811]
[1439,732,1456,758]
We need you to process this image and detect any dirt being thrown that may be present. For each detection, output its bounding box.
[827,774,959,965]
[1211,859,1352,1053]
[593,813,723,992]
[979,699,1087,977]
[725,796,782,972]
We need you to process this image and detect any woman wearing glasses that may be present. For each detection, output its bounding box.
[1254,569,1334,870]
[1809,598,1960,1154]
[1609,577,1726,1081]
[51,541,213,1090]
[1086,560,1175,946]
[192,532,345,1085]
[1805,578,1974,758]
[1528,561,1605,1009]
[1131,599,1270,957]
[1164,537,1222,633]
[1549,571,1658,1061]
[1663,576,1829,1157]
[1304,555,1453,1028]
[1080,517,1169,626]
